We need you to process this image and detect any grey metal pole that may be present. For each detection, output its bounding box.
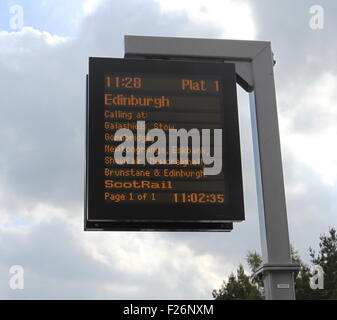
[124,35,300,300]
[249,45,300,299]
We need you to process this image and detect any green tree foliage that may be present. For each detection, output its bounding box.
[246,251,264,289]
[212,264,263,300]
[212,228,337,300]
[308,228,337,299]
[294,228,337,299]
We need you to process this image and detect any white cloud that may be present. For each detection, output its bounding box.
[83,0,105,15]
[280,72,337,185]
[0,27,67,50]
[154,0,256,39]
[0,203,232,299]
[76,229,226,295]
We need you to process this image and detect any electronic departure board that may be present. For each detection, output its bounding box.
[85,57,244,231]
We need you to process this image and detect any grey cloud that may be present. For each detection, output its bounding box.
[248,0,337,249]
[249,0,337,131]
[0,215,231,299]
[282,148,337,258]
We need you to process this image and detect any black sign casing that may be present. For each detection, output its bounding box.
[85,57,244,231]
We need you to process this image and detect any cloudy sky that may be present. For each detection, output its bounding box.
[0,0,336,299]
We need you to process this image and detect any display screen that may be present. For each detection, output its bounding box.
[85,58,244,228]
